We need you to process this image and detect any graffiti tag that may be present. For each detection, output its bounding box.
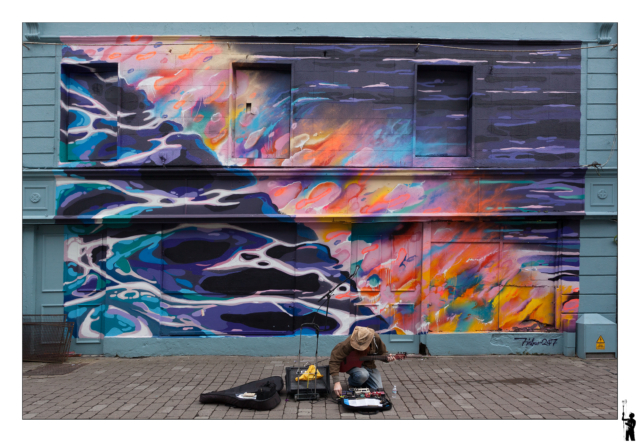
[514,337,559,347]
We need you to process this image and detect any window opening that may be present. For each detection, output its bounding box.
[61,63,119,162]
[415,65,472,157]
[232,64,292,159]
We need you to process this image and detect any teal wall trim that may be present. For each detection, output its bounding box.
[22,225,65,318]
[103,336,348,358]
[580,237,618,256]
[22,226,36,314]
[23,173,55,220]
[563,332,576,357]
[579,295,617,312]
[425,333,564,356]
[585,172,617,214]
[597,23,615,44]
[100,333,564,357]
[584,26,617,170]
[22,32,60,169]
[23,22,609,42]
[579,219,617,321]
[21,22,618,357]
[24,23,40,41]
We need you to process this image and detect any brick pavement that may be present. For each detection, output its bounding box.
[22,355,617,420]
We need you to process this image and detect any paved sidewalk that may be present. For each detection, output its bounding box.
[22,355,617,420]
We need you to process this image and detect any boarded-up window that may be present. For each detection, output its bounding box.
[61,63,119,161]
[415,66,471,157]
[233,66,291,159]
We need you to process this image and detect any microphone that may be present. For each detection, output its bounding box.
[319,264,361,300]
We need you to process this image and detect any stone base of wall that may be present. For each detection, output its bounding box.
[89,333,567,358]
[426,332,564,356]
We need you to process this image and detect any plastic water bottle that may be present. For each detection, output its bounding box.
[392,385,397,398]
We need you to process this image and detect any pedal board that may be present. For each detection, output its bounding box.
[343,388,386,400]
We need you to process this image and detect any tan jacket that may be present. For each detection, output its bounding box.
[329,333,388,385]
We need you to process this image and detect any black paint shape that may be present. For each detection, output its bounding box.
[220,311,339,332]
[266,244,338,266]
[475,135,500,143]
[91,245,108,264]
[62,192,142,216]
[514,152,577,161]
[202,193,281,216]
[200,268,320,293]
[164,240,230,264]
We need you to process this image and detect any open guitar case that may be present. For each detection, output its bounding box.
[338,395,393,415]
[199,376,284,410]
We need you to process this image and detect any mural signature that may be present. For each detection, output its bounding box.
[514,337,559,347]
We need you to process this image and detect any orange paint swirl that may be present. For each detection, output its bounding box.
[204,82,227,104]
[136,51,156,61]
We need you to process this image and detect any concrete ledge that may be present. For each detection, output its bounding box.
[103,336,348,358]
[103,333,566,357]
[563,332,577,357]
[426,333,564,356]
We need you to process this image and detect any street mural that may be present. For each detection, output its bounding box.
[58,36,581,169]
[57,36,583,340]
[55,170,585,220]
[64,220,580,339]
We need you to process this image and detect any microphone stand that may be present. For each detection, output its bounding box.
[318,264,359,399]
[319,264,360,332]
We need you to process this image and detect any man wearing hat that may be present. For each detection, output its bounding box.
[329,326,395,396]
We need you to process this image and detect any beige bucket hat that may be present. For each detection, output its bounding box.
[350,326,375,351]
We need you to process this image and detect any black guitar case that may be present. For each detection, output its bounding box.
[199,376,284,410]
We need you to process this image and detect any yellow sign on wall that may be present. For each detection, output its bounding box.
[596,336,605,350]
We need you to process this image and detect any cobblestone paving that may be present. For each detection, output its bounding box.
[22,355,617,420]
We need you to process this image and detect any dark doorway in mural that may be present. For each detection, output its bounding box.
[415,65,472,157]
[61,63,119,162]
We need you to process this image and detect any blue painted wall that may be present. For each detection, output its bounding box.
[22,22,617,357]
[579,220,617,323]
[23,22,607,42]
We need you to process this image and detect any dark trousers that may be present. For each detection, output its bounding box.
[627,430,635,441]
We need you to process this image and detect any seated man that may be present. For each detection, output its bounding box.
[329,326,395,396]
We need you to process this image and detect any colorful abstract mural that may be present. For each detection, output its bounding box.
[54,170,585,221]
[58,36,581,169]
[64,220,580,339]
[55,36,584,342]
[65,222,354,337]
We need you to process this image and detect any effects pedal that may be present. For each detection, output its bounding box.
[365,390,385,400]
[343,388,387,399]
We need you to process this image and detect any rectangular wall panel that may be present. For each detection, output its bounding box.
[233,67,291,159]
[355,236,383,292]
[41,233,65,293]
[428,242,500,332]
[59,220,582,340]
[390,234,420,291]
